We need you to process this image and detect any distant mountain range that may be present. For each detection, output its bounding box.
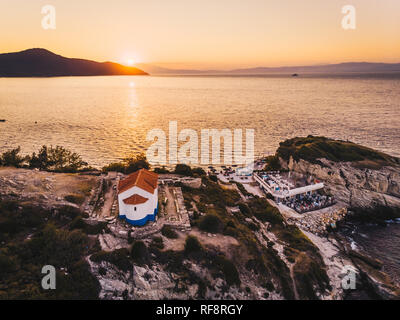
[1,48,399,77]
[136,62,400,75]
[0,48,148,77]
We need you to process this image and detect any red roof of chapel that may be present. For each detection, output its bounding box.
[118,169,158,194]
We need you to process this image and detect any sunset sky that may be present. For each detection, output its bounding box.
[0,0,399,69]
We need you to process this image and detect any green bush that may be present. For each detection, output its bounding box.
[238,203,251,216]
[124,154,150,174]
[69,217,108,235]
[0,145,91,172]
[276,225,317,253]
[57,205,82,220]
[0,252,17,274]
[198,214,223,234]
[130,241,150,265]
[264,155,281,171]
[276,135,398,168]
[0,147,24,167]
[196,203,207,213]
[214,256,240,286]
[174,164,193,176]
[20,224,88,268]
[64,194,85,205]
[102,153,150,174]
[192,167,206,176]
[247,198,284,225]
[184,236,202,254]
[101,162,126,173]
[90,248,132,272]
[98,266,107,276]
[293,252,330,299]
[151,236,164,250]
[223,227,239,237]
[0,201,101,299]
[57,260,101,300]
[161,225,179,239]
[28,145,88,172]
[154,166,170,174]
[235,182,251,197]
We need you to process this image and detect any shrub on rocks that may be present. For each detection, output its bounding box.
[184,236,202,255]
[69,217,108,235]
[130,241,150,265]
[64,194,85,205]
[213,256,240,286]
[198,214,223,234]
[161,225,178,239]
[91,248,132,272]
[150,236,164,250]
[174,164,193,176]
[0,147,24,167]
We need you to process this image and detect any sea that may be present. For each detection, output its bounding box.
[0,73,399,284]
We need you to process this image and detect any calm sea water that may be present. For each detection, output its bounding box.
[341,221,400,286]
[0,75,399,167]
[1,74,400,288]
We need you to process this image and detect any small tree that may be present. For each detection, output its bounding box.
[184,235,202,254]
[238,203,251,216]
[130,241,150,265]
[124,153,150,174]
[27,145,87,172]
[198,214,223,234]
[29,145,51,170]
[264,155,281,171]
[192,167,206,176]
[48,146,87,172]
[214,256,240,285]
[154,166,170,174]
[174,164,193,176]
[161,225,178,239]
[102,153,150,174]
[0,147,25,167]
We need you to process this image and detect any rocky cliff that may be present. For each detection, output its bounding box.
[283,156,400,211]
[271,136,400,213]
[266,136,400,299]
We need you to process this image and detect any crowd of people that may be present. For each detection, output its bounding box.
[282,193,335,213]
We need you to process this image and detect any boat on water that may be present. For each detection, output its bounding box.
[292,73,299,77]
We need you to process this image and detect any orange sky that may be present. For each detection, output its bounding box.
[0,0,399,69]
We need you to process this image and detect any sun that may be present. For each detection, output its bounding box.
[127,59,134,66]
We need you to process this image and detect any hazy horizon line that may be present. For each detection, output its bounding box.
[2,47,400,71]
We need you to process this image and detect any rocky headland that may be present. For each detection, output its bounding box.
[267,136,400,299]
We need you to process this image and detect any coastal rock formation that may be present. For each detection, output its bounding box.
[283,156,400,298]
[282,156,400,211]
[272,136,400,211]
[266,136,400,299]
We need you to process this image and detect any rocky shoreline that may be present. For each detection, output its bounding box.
[276,153,400,299]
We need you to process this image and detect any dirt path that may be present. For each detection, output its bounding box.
[100,186,115,218]
[164,186,178,219]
